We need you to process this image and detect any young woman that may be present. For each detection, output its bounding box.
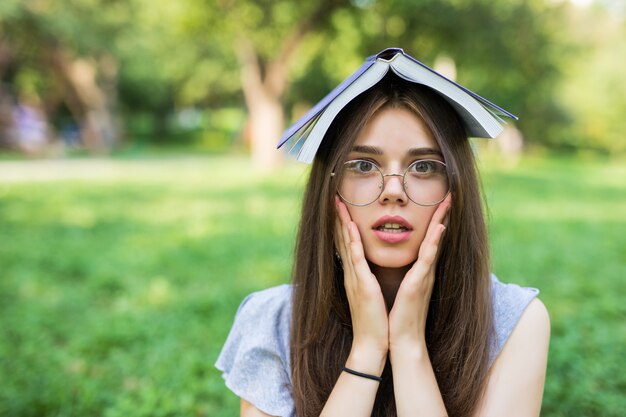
[216,70,550,417]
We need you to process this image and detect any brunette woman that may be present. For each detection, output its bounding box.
[216,67,549,417]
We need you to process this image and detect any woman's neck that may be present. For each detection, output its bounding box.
[369,262,412,312]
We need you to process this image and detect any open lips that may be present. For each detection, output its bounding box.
[372,216,413,244]
[372,216,413,234]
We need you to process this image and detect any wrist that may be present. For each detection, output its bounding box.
[389,338,428,363]
[347,344,387,377]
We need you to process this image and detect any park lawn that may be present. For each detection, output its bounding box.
[0,154,624,416]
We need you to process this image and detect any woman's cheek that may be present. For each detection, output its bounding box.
[345,205,437,266]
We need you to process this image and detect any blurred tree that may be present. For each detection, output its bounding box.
[0,0,132,151]
[179,0,573,167]
[114,0,219,143]
[178,0,350,169]
[386,0,569,148]
[2,0,622,158]
[554,3,626,154]
[287,0,570,150]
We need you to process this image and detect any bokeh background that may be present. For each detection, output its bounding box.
[1,0,624,416]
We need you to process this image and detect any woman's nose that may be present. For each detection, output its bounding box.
[379,174,408,205]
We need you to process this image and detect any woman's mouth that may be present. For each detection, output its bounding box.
[372,216,413,243]
[375,223,409,233]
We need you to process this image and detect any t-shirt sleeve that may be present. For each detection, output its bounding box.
[215,285,294,417]
[490,274,540,364]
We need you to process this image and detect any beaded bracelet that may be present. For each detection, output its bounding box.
[342,366,383,382]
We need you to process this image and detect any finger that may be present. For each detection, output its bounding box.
[417,223,446,268]
[335,199,360,291]
[428,193,452,229]
[348,222,367,267]
[334,199,345,244]
[403,223,446,293]
[442,193,452,228]
[334,197,351,254]
[336,199,379,290]
[348,222,380,291]
[418,196,451,257]
[335,195,353,227]
[334,217,346,260]
[410,196,450,281]
[335,217,355,277]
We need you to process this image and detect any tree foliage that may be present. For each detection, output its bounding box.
[1,0,624,155]
[553,4,626,154]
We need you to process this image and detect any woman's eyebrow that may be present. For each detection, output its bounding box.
[351,145,443,157]
[351,145,383,155]
[408,147,443,157]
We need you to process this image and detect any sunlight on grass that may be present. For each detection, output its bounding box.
[0,154,624,416]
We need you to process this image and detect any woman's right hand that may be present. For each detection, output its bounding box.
[335,196,389,372]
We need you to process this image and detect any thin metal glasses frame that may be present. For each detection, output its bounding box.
[331,158,450,207]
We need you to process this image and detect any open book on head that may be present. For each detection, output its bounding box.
[277,47,518,164]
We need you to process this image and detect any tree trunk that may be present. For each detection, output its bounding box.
[237,1,345,170]
[47,46,119,152]
[247,88,284,170]
[238,42,285,171]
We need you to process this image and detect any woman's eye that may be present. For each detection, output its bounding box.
[410,160,436,174]
[347,160,376,173]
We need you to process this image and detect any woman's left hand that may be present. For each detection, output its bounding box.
[388,194,451,350]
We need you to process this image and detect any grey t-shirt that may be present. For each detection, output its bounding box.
[215,275,539,417]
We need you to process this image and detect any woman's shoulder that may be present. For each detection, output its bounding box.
[215,284,295,416]
[489,274,541,363]
[221,283,293,351]
[490,274,539,316]
[238,284,293,312]
[233,284,293,329]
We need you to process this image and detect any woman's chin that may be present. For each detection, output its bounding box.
[367,254,417,270]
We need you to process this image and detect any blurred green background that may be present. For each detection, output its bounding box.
[1,0,625,416]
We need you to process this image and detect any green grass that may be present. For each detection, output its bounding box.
[0,154,624,416]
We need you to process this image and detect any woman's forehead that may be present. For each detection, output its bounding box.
[353,107,439,154]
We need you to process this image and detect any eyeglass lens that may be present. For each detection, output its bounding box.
[337,159,449,206]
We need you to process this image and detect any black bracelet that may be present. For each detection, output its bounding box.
[342,366,383,382]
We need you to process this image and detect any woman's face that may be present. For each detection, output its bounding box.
[340,106,446,269]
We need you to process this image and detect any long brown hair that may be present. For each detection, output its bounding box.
[290,75,494,417]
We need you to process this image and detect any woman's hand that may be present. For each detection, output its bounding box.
[388,194,452,350]
[335,196,389,363]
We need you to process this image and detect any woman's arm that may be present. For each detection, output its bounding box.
[388,197,450,416]
[241,299,549,417]
[318,198,391,416]
[472,298,550,417]
[390,298,550,417]
[242,198,548,417]
[239,197,390,417]
[239,345,386,417]
[320,346,387,416]
[388,193,549,416]
[390,341,448,416]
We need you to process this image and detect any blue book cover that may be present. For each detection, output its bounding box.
[278,48,517,162]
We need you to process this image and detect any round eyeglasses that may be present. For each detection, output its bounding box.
[333,159,450,206]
